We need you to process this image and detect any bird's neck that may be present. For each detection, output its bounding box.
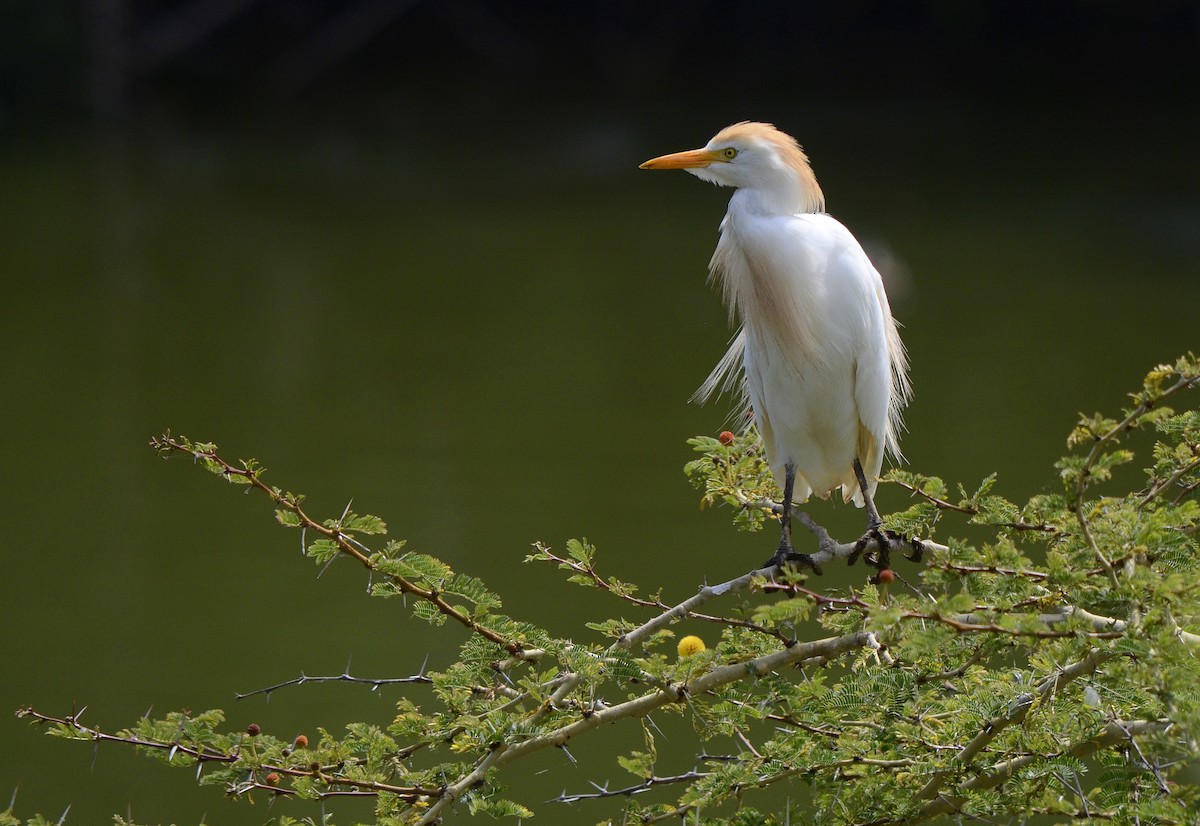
[730,167,825,216]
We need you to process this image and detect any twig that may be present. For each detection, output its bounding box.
[912,719,1171,824]
[926,561,1049,581]
[890,479,1060,535]
[1140,455,1200,509]
[548,771,709,804]
[150,434,525,655]
[535,544,792,643]
[236,666,431,700]
[15,706,437,800]
[1071,372,1200,585]
[915,648,1112,803]
[916,644,988,685]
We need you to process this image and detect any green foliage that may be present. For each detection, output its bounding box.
[17,358,1200,824]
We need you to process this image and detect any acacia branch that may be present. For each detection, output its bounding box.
[1071,371,1200,584]
[150,434,525,655]
[15,706,438,800]
[236,665,431,700]
[915,648,1112,803]
[549,770,709,804]
[913,719,1172,823]
[889,478,1060,535]
[1140,454,1200,509]
[422,631,872,823]
[612,532,946,651]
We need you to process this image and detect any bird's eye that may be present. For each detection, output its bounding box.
[721,148,738,160]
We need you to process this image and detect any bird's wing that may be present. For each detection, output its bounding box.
[836,235,908,482]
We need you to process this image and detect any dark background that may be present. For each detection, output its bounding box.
[2,2,1198,823]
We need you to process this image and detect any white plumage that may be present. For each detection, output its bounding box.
[642,122,911,562]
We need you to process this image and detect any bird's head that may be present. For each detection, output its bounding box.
[640,121,824,213]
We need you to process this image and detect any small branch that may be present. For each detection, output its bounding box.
[1076,506,1120,589]
[913,719,1172,823]
[915,648,1112,803]
[535,544,791,643]
[890,479,1060,535]
[916,644,988,685]
[1140,454,1200,509]
[926,561,1049,581]
[15,706,437,800]
[548,771,708,804]
[150,435,526,655]
[755,755,914,787]
[417,673,585,824]
[1071,372,1200,584]
[236,665,431,700]
[903,611,1124,639]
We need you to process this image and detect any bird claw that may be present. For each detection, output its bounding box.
[763,538,823,576]
[766,551,823,577]
[848,527,898,570]
[905,537,925,563]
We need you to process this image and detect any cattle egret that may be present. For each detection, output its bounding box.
[640,122,911,570]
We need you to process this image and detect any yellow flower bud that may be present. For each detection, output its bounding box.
[677,635,706,658]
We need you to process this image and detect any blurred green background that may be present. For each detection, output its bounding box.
[2,2,1198,823]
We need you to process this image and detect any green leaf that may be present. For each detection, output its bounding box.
[275,508,302,527]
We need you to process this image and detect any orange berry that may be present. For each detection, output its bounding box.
[718,430,735,445]
[877,569,895,584]
[294,734,309,749]
[265,772,281,785]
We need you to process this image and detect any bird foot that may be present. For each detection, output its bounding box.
[846,528,925,568]
[763,537,823,576]
[905,537,925,563]
[848,527,893,569]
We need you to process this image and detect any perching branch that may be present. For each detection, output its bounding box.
[612,531,947,652]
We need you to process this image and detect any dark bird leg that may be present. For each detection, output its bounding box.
[847,457,891,568]
[848,457,923,568]
[763,463,821,573]
[854,458,883,532]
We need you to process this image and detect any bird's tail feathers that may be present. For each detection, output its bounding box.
[884,320,912,463]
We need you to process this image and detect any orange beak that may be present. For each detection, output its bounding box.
[639,148,721,170]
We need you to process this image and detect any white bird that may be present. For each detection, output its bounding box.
[640,122,911,568]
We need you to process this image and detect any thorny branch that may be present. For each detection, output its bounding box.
[889,477,1060,534]
[548,770,710,804]
[612,533,948,652]
[14,706,438,801]
[1072,370,1200,584]
[26,384,1197,825]
[236,664,432,700]
[150,433,527,655]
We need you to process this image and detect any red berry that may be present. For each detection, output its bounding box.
[246,723,261,736]
[265,772,281,785]
[877,569,895,584]
[718,430,735,445]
